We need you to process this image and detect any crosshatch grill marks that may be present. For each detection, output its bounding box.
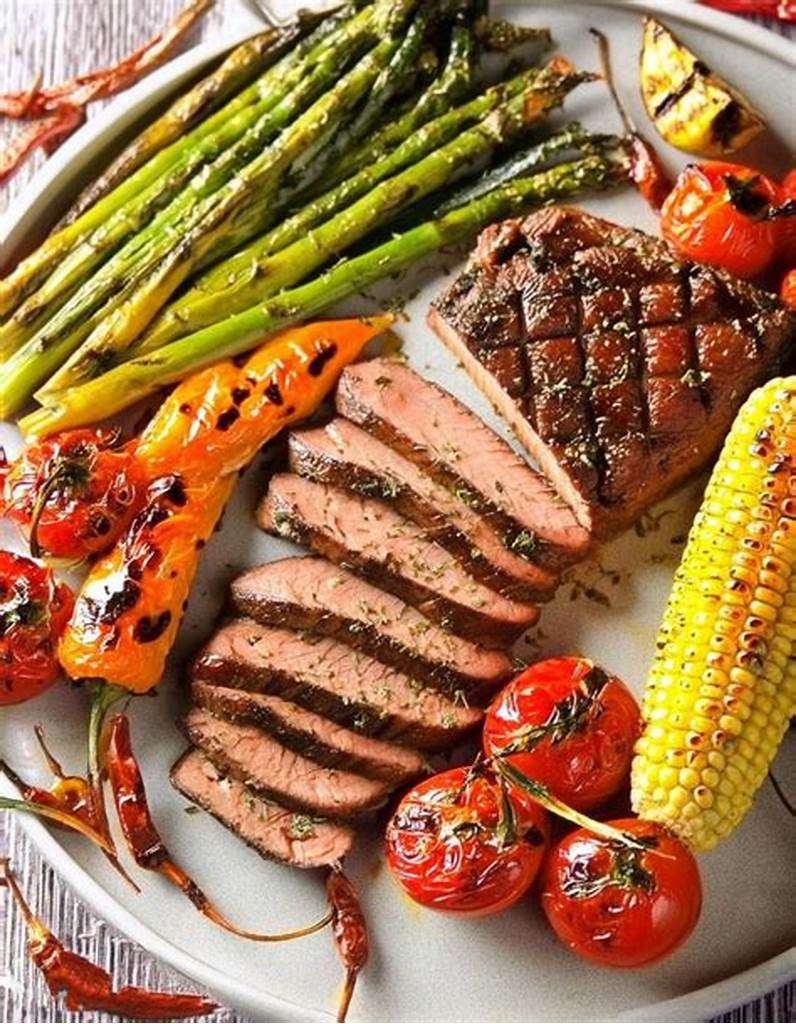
[428,205,796,537]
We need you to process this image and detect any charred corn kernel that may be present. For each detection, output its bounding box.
[632,379,796,851]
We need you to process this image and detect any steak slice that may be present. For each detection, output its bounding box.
[231,557,511,697]
[193,618,482,750]
[429,205,796,537]
[258,473,539,648]
[289,420,558,602]
[335,358,590,568]
[192,680,425,784]
[170,749,354,868]
[183,706,391,819]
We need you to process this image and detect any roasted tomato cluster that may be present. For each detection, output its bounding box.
[0,428,144,704]
[0,551,73,704]
[385,656,702,969]
[660,161,796,302]
[0,428,143,560]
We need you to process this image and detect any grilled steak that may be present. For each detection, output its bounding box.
[192,680,425,784]
[231,557,512,696]
[170,749,354,868]
[289,421,558,602]
[183,706,391,819]
[258,473,539,648]
[429,205,796,537]
[193,618,483,750]
[335,358,590,567]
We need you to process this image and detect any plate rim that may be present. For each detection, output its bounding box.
[1,2,793,1020]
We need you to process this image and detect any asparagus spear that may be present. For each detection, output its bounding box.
[36,30,413,402]
[0,12,343,325]
[1,15,398,416]
[0,6,375,361]
[21,154,625,438]
[60,22,324,225]
[324,20,477,187]
[133,62,584,354]
[432,122,620,213]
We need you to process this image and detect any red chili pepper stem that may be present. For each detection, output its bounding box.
[85,680,130,868]
[107,713,333,941]
[589,27,672,210]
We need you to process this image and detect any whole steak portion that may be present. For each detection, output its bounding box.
[429,206,795,537]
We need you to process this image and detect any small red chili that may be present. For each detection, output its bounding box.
[590,27,672,211]
[107,713,332,942]
[326,868,369,1023]
[0,858,217,1020]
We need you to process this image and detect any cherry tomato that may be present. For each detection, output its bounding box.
[385,765,549,916]
[778,170,796,264]
[780,268,796,310]
[0,551,73,704]
[660,161,783,279]
[0,429,144,560]
[540,818,701,968]
[483,657,640,813]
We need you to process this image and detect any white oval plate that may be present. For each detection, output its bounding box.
[1,2,794,1021]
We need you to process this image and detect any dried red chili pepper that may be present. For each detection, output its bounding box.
[0,0,212,183]
[699,0,796,20]
[0,859,217,1020]
[106,713,332,942]
[0,719,136,888]
[590,28,672,211]
[326,868,369,1023]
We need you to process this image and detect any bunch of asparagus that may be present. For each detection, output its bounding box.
[0,0,629,436]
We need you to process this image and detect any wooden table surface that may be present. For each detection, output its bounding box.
[0,1,793,1021]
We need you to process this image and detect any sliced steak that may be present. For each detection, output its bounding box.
[193,618,482,750]
[289,420,558,602]
[231,557,511,696]
[429,205,796,537]
[258,473,539,648]
[183,706,390,819]
[335,358,590,568]
[170,749,354,868]
[192,680,425,784]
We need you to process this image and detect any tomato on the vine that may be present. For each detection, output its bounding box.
[385,765,549,916]
[0,429,143,560]
[540,819,701,968]
[0,551,73,704]
[660,161,787,279]
[483,657,640,813]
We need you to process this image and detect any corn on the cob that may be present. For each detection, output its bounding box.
[631,377,796,852]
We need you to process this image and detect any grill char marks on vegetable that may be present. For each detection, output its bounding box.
[428,205,795,538]
[289,421,558,603]
[170,749,354,869]
[192,618,482,752]
[335,359,590,567]
[231,557,512,697]
[258,473,540,648]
